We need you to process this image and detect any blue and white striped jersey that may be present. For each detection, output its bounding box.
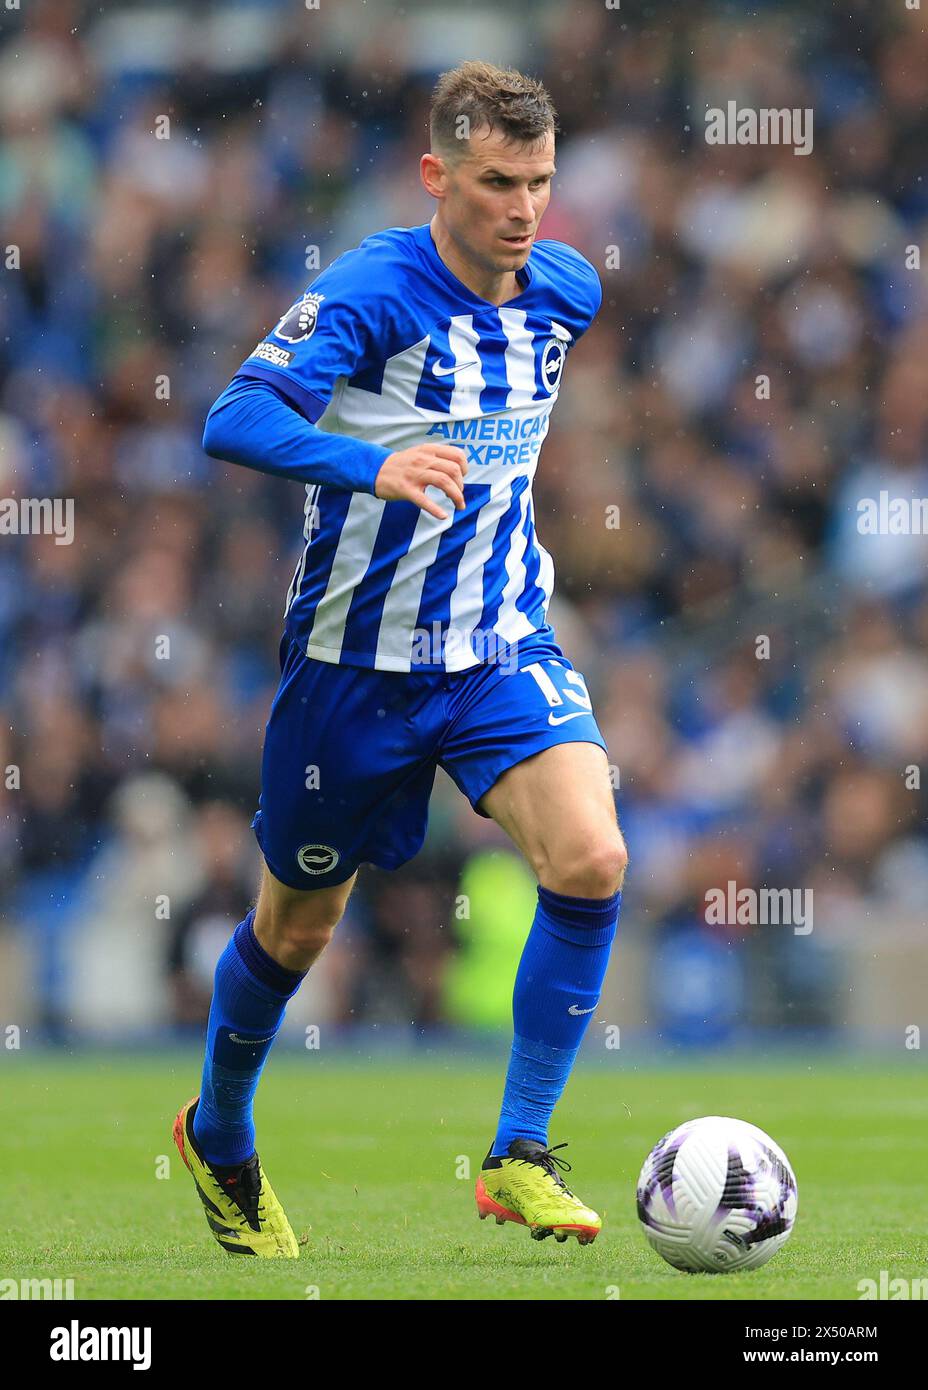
[237,221,602,672]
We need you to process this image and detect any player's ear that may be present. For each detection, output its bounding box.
[420,151,448,198]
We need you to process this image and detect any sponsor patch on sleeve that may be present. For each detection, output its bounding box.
[249,341,295,368]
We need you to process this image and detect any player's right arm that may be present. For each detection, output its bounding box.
[203,242,467,517]
[371,443,467,521]
[203,377,467,517]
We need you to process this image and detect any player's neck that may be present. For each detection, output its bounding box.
[429,216,523,307]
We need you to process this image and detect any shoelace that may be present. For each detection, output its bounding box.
[517,1142,574,1192]
[219,1158,266,1225]
[239,1161,266,1221]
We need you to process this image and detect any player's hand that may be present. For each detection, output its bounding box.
[374,444,468,521]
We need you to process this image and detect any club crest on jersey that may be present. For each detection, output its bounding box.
[296,842,340,875]
[541,337,567,394]
[274,292,325,344]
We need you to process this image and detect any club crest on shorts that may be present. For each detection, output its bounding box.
[274,292,325,344]
[296,842,340,875]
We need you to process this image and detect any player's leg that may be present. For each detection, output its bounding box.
[474,740,625,1241]
[187,638,369,1176]
[174,865,357,1256]
[478,739,626,896]
[253,860,358,968]
[191,863,358,1166]
[176,634,445,1255]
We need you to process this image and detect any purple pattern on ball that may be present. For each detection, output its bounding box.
[636,1124,691,1228]
[714,1140,796,1246]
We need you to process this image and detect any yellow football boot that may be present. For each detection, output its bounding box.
[173,1096,299,1257]
[476,1140,601,1245]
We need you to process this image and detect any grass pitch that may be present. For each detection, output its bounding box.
[2,1052,925,1300]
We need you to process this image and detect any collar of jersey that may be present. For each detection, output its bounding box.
[413,222,534,311]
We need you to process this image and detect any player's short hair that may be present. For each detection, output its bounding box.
[429,60,558,164]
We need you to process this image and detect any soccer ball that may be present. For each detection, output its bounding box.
[636,1116,798,1273]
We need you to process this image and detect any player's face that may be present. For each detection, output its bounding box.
[441,127,555,275]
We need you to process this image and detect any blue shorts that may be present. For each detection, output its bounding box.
[252,624,608,889]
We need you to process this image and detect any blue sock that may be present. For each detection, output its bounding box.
[192,908,305,1166]
[492,885,621,1156]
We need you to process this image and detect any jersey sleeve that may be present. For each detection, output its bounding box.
[236,246,382,423]
[570,251,603,339]
[534,239,603,343]
[202,374,389,495]
[585,260,604,324]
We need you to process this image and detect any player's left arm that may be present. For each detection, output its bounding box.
[202,374,390,494]
[567,248,603,340]
[538,240,603,344]
[204,241,397,494]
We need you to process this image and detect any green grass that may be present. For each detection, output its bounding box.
[2,1053,926,1300]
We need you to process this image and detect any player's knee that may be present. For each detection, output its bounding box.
[257,894,345,967]
[577,839,626,897]
[274,911,339,961]
[544,837,627,899]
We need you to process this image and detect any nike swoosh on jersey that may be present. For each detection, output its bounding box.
[432,359,480,377]
[568,1004,597,1015]
[548,709,589,726]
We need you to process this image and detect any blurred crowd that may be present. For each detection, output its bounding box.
[1,0,926,1043]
